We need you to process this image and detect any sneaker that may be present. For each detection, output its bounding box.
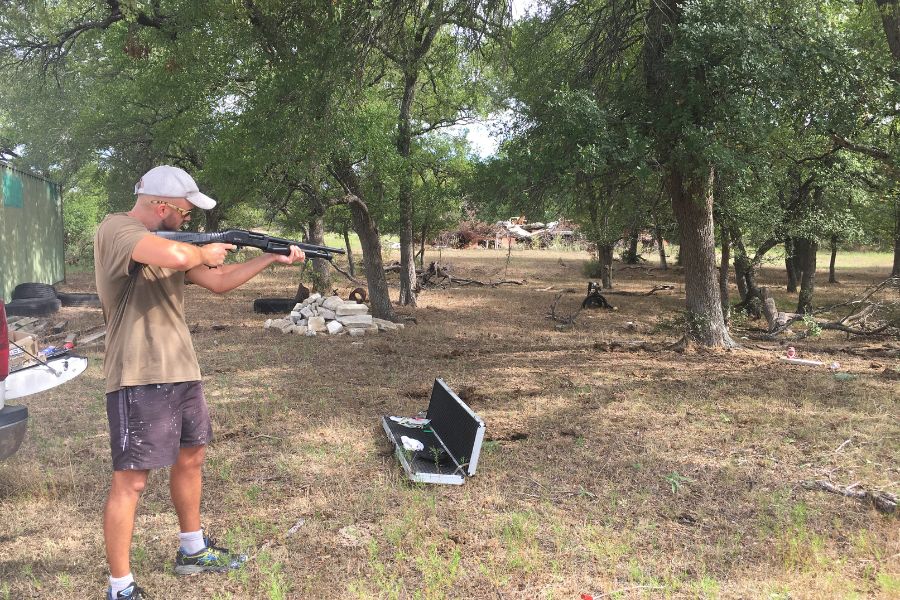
[174,535,248,575]
[106,582,147,599]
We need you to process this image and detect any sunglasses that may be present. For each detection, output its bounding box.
[151,200,192,218]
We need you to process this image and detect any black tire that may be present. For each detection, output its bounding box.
[253,298,296,314]
[57,292,101,307]
[12,282,57,300]
[5,297,62,317]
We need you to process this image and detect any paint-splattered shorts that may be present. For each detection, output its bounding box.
[106,381,213,471]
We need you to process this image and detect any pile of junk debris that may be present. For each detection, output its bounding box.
[442,218,580,249]
[493,218,580,248]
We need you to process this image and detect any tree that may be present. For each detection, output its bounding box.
[372,0,509,306]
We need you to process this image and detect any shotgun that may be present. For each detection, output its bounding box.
[155,229,346,261]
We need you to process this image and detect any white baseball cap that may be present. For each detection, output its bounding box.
[134,165,217,210]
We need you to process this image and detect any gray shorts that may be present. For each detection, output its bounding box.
[106,381,213,471]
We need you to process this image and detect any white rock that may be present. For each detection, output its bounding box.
[264,319,273,329]
[292,324,308,335]
[308,316,327,332]
[279,323,296,334]
[305,329,317,337]
[323,296,344,311]
[293,303,304,311]
[348,328,367,337]
[372,318,398,331]
[290,310,302,319]
[307,293,322,304]
[320,308,336,320]
[337,314,373,326]
[336,303,369,316]
[326,321,344,335]
[301,306,315,318]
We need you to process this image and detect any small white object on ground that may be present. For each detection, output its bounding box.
[780,357,825,367]
[401,436,424,451]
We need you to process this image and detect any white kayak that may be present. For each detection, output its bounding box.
[1,354,88,402]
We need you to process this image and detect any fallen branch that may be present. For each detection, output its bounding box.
[802,479,898,514]
[593,340,662,352]
[547,293,582,328]
[604,284,675,297]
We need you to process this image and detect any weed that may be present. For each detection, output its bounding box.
[664,471,694,494]
[877,572,900,594]
[258,552,291,600]
[692,575,720,598]
[481,440,499,454]
[349,540,402,599]
[802,313,822,337]
[415,543,461,598]
[501,512,540,572]
[584,525,631,567]
[131,544,150,572]
[778,503,829,572]
[246,484,263,502]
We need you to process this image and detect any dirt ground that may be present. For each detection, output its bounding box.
[0,248,897,599]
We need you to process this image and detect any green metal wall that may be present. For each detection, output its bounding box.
[0,164,65,302]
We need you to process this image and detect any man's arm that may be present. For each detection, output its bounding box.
[131,234,235,271]
[185,246,305,293]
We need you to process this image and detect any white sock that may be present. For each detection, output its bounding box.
[179,529,206,554]
[109,572,135,597]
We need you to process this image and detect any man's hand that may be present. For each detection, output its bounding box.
[271,245,305,264]
[200,243,237,268]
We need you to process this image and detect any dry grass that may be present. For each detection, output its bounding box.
[1,248,898,600]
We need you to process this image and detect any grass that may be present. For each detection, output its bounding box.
[0,247,896,599]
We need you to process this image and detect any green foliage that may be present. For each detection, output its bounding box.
[802,314,822,338]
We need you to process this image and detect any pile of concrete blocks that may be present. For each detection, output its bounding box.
[263,293,404,337]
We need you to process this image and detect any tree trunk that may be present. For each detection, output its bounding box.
[332,159,394,320]
[719,222,730,322]
[417,221,427,268]
[795,237,818,314]
[624,226,640,264]
[204,206,221,231]
[342,223,355,278]
[587,188,614,288]
[307,215,331,291]
[397,71,418,306]
[893,233,900,278]
[893,197,900,277]
[875,1,900,70]
[667,167,735,347]
[728,225,763,318]
[644,0,733,347]
[828,235,839,284]
[654,217,668,269]
[785,237,799,292]
[597,244,614,289]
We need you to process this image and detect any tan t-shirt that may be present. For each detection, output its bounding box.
[94,213,201,393]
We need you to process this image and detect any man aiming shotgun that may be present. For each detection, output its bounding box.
[94,165,306,599]
[155,228,346,262]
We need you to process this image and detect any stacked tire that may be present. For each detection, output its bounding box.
[56,292,101,308]
[6,283,61,317]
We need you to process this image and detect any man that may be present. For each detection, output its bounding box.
[94,165,304,599]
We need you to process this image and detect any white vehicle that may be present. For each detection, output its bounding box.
[0,301,88,460]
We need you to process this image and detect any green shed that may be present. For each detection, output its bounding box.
[0,163,65,302]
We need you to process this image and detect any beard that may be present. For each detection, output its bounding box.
[158,214,183,232]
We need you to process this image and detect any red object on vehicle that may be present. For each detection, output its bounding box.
[0,301,8,381]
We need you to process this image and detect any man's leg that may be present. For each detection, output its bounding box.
[170,445,205,532]
[104,469,149,578]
